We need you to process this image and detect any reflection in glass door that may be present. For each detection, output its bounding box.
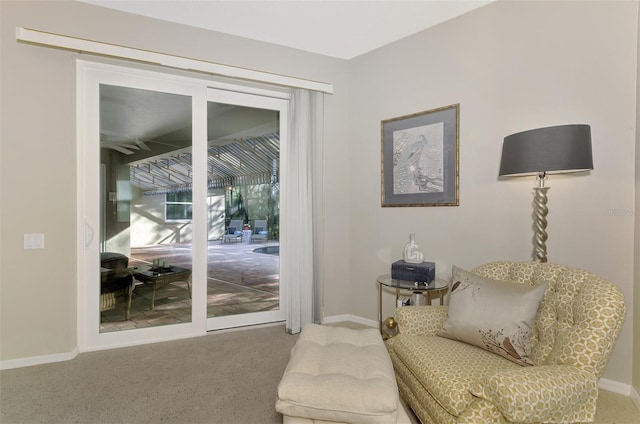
[82,61,291,346]
[205,89,287,330]
[97,85,287,333]
[99,84,193,332]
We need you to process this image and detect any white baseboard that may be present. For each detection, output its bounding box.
[598,377,632,395]
[0,347,79,370]
[322,314,377,328]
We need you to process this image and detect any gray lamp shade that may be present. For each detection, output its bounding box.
[499,124,593,177]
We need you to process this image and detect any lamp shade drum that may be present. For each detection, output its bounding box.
[499,124,593,177]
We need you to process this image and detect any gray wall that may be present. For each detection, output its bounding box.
[635,0,640,402]
[347,0,637,385]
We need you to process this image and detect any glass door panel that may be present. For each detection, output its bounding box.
[205,89,287,330]
[81,61,289,348]
[99,84,193,332]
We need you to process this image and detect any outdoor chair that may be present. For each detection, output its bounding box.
[251,219,268,243]
[100,252,134,319]
[222,219,243,243]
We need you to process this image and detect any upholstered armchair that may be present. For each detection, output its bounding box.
[386,261,626,424]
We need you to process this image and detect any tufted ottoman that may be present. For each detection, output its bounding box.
[276,324,411,424]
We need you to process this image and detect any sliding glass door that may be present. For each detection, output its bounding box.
[99,84,195,332]
[205,89,287,331]
[80,62,206,349]
[79,61,288,349]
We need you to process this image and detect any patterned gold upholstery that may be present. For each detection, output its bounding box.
[387,261,626,424]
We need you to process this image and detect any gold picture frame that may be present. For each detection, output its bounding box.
[381,104,459,207]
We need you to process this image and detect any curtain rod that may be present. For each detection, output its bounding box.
[16,27,334,94]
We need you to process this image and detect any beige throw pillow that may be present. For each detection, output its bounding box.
[438,266,547,366]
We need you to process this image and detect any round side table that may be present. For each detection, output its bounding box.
[377,274,449,337]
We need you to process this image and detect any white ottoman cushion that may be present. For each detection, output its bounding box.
[276,324,402,424]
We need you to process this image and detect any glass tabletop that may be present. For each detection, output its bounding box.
[377,274,449,291]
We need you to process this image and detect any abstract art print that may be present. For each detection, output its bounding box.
[381,104,459,207]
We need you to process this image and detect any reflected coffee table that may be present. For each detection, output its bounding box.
[133,265,192,310]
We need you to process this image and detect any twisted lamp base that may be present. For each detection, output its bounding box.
[532,186,549,263]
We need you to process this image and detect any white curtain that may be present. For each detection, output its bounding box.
[284,88,324,334]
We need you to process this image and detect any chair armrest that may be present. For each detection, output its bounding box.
[394,305,448,336]
[101,267,133,280]
[470,365,598,423]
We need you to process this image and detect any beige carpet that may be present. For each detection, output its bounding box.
[1,323,639,424]
[1,324,297,424]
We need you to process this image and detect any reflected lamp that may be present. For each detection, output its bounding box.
[499,124,593,263]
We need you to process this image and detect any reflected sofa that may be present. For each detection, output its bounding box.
[386,261,626,424]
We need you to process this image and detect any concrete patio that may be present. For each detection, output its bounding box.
[100,239,280,332]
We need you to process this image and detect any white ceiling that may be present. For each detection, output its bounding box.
[81,0,493,60]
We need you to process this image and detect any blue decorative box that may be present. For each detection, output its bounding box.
[391,260,435,283]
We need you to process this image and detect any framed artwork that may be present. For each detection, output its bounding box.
[381,103,459,207]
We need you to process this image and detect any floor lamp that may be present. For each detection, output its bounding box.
[499,124,593,263]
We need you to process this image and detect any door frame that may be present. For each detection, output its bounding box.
[205,88,287,331]
[77,60,290,352]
